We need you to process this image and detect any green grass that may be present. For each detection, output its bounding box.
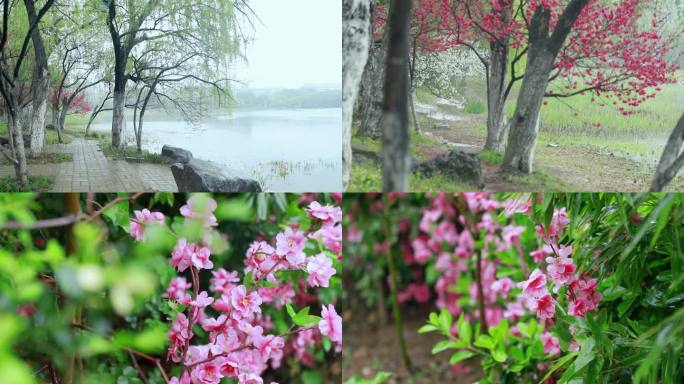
[0,175,52,192]
[0,152,72,166]
[480,150,504,165]
[464,100,486,114]
[98,139,165,163]
[504,71,684,137]
[349,162,479,192]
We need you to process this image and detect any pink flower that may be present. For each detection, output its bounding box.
[130,209,165,240]
[518,269,548,298]
[310,224,342,255]
[189,244,213,270]
[191,361,223,384]
[491,278,515,298]
[569,340,580,352]
[306,201,342,224]
[163,277,192,305]
[275,228,306,267]
[306,253,336,288]
[169,374,191,384]
[230,285,262,317]
[167,313,192,362]
[180,195,218,227]
[211,268,240,294]
[130,221,144,241]
[319,304,342,344]
[530,245,553,263]
[455,230,474,258]
[501,225,525,247]
[191,291,214,308]
[533,294,556,322]
[412,236,432,264]
[504,302,525,319]
[546,246,575,289]
[237,373,263,384]
[540,332,560,355]
[171,238,193,272]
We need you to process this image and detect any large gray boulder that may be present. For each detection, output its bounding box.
[162,145,193,164]
[171,158,262,192]
[413,150,484,188]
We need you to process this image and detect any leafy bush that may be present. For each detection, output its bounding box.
[344,193,684,383]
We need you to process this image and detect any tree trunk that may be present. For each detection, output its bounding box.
[56,100,69,143]
[342,0,371,190]
[382,0,411,192]
[108,0,127,149]
[111,88,125,148]
[8,97,28,187]
[501,49,553,174]
[484,43,509,152]
[25,0,49,157]
[409,87,420,134]
[502,1,589,173]
[651,113,684,191]
[357,28,387,139]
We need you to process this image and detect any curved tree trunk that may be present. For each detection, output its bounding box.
[502,0,589,173]
[382,0,411,192]
[357,30,387,139]
[342,0,371,190]
[651,113,684,191]
[25,0,49,157]
[484,42,509,152]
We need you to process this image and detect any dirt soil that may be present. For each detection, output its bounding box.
[343,304,483,384]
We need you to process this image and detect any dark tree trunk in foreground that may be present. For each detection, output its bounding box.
[342,0,371,190]
[485,42,509,152]
[356,30,387,139]
[503,0,589,173]
[25,0,50,156]
[381,0,411,192]
[651,113,684,191]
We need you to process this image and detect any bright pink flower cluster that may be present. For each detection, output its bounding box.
[519,208,601,326]
[130,196,342,384]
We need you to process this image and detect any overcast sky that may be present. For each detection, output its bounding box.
[232,0,341,89]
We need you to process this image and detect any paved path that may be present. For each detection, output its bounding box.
[0,139,178,192]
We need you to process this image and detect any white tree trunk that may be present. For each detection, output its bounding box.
[342,0,371,190]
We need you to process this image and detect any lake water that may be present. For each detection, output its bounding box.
[91,108,342,191]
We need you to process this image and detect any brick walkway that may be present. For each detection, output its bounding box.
[0,139,178,192]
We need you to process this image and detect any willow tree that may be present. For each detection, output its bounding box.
[0,0,55,186]
[102,0,247,148]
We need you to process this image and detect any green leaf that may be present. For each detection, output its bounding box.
[418,324,438,334]
[102,199,131,230]
[573,338,595,373]
[538,352,578,384]
[432,340,457,354]
[474,335,495,350]
[457,314,472,345]
[449,351,475,364]
[491,348,507,363]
